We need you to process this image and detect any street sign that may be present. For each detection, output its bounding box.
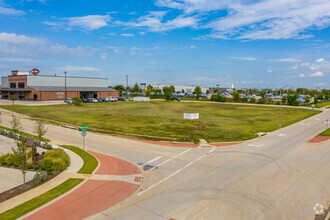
[184,113,199,120]
[81,130,87,137]
[31,68,39,76]
[79,126,89,131]
[325,119,329,129]
[311,104,315,110]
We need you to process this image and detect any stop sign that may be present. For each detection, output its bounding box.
[31,68,39,76]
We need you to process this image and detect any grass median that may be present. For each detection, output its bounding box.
[319,128,330,136]
[315,101,330,108]
[1,101,320,142]
[62,145,98,174]
[0,178,83,220]
[0,125,51,142]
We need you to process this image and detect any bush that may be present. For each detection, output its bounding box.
[72,97,82,106]
[249,98,256,103]
[28,165,33,169]
[33,171,47,184]
[257,99,266,104]
[40,148,70,171]
[35,153,40,157]
[211,94,227,102]
[14,164,18,167]
[41,142,53,150]
[1,162,6,166]
[8,162,14,167]
[42,152,45,155]
[34,166,40,170]
[47,171,53,175]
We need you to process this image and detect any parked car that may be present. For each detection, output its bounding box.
[88,98,98,103]
[81,98,88,103]
[118,97,126,101]
[105,97,118,102]
[171,96,181,101]
[64,98,72,103]
[97,98,105,102]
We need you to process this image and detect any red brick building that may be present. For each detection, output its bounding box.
[1,71,119,101]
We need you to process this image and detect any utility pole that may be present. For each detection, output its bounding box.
[64,71,67,100]
[126,75,128,97]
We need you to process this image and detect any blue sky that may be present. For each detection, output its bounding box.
[0,0,329,88]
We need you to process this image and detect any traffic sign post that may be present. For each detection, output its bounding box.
[311,104,315,111]
[79,126,89,154]
[183,113,199,141]
[325,119,329,129]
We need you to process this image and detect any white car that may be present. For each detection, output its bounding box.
[64,98,72,103]
[90,98,98,103]
[105,97,118,102]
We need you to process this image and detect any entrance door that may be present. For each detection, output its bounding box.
[33,94,37,101]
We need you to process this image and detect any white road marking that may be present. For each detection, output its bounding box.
[315,118,320,120]
[299,123,311,126]
[147,148,192,172]
[145,156,162,165]
[248,144,264,147]
[138,148,216,196]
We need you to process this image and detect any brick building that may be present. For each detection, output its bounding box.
[1,71,119,100]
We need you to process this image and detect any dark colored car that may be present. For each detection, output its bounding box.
[97,98,105,102]
[118,97,126,101]
[81,98,88,103]
[171,96,181,101]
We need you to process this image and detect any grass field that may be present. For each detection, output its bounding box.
[0,178,83,219]
[1,101,319,142]
[319,128,330,136]
[315,101,330,108]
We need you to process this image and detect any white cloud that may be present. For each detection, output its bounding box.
[266,58,301,62]
[267,69,273,73]
[0,6,25,16]
[118,11,198,32]
[0,57,39,62]
[316,58,324,62]
[113,48,123,54]
[154,0,330,40]
[139,31,146,35]
[120,33,134,37]
[44,15,111,31]
[0,32,97,58]
[55,66,102,72]
[309,71,324,77]
[100,52,108,59]
[190,45,196,49]
[298,73,305,77]
[229,57,257,61]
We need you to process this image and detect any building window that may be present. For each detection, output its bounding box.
[18,82,25,88]
[10,83,16,88]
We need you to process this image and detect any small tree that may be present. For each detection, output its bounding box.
[72,97,82,106]
[232,92,240,102]
[131,83,140,92]
[12,136,30,187]
[10,95,18,106]
[34,120,47,142]
[11,115,23,134]
[164,91,173,101]
[193,86,202,99]
[169,85,175,93]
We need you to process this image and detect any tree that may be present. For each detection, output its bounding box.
[211,93,227,102]
[131,83,140,92]
[34,120,47,143]
[193,86,202,99]
[11,115,22,134]
[169,85,175,93]
[145,85,153,96]
[10,95,18,106]
[164,91,173,101]
[113,85,126,96]
[181,89,185,93]
[304,96,311,104]
[162,86,170,94]
[259,91,266,99]
[287,94,300,106]
[72,97,82,106]
[232,92,240,102]
[12,136,30,187]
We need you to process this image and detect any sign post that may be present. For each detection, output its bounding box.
[311,104,315,111]
[79,126,89,154]
[325,119,329,129]
[183,113,199,141]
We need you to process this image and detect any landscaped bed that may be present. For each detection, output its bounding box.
[1,101,320,142]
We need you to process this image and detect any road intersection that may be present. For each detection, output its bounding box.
[0,107,329,219]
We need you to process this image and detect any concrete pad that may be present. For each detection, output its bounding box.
[25,180,139,220]
[0,167,35,193]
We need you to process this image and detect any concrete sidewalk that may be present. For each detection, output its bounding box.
[0,148,83,213]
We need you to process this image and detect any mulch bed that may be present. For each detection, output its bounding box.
[0,170,60,203]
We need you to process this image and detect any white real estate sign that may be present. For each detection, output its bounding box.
[184,113,199,120]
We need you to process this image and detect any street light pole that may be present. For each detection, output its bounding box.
[64,71,67,100]
[279,88,282,127]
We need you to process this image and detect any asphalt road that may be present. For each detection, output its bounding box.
[0,107,329,220]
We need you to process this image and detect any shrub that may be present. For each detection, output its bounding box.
[2,162,7,166]
[33,171,47,184]
[4,153,16,165]
[41,142,53,150]
[211,94,227,102]
[8,162,14,166]
[28,165,33,169]
[257,99,266,104]
[41,167,46,171]
[47,171,53,175]
[42,152,45,155]
[72,97,82,106]
[40,148,70,171]
[34,166,40,170]
[249,98,256,103]
[14,164,18,168]
[35,153,40,156]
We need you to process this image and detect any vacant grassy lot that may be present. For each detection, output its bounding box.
[315,101,330,108]
[1,102,319,142]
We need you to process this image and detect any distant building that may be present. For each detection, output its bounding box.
[1,70,119,101]
[152,84,209,94]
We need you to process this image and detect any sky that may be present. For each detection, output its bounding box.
[0,0,329,89]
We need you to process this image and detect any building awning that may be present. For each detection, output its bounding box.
[28,86,118,92]
[0,88,31,92]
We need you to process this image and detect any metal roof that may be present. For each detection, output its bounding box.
[28,86,118,92]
